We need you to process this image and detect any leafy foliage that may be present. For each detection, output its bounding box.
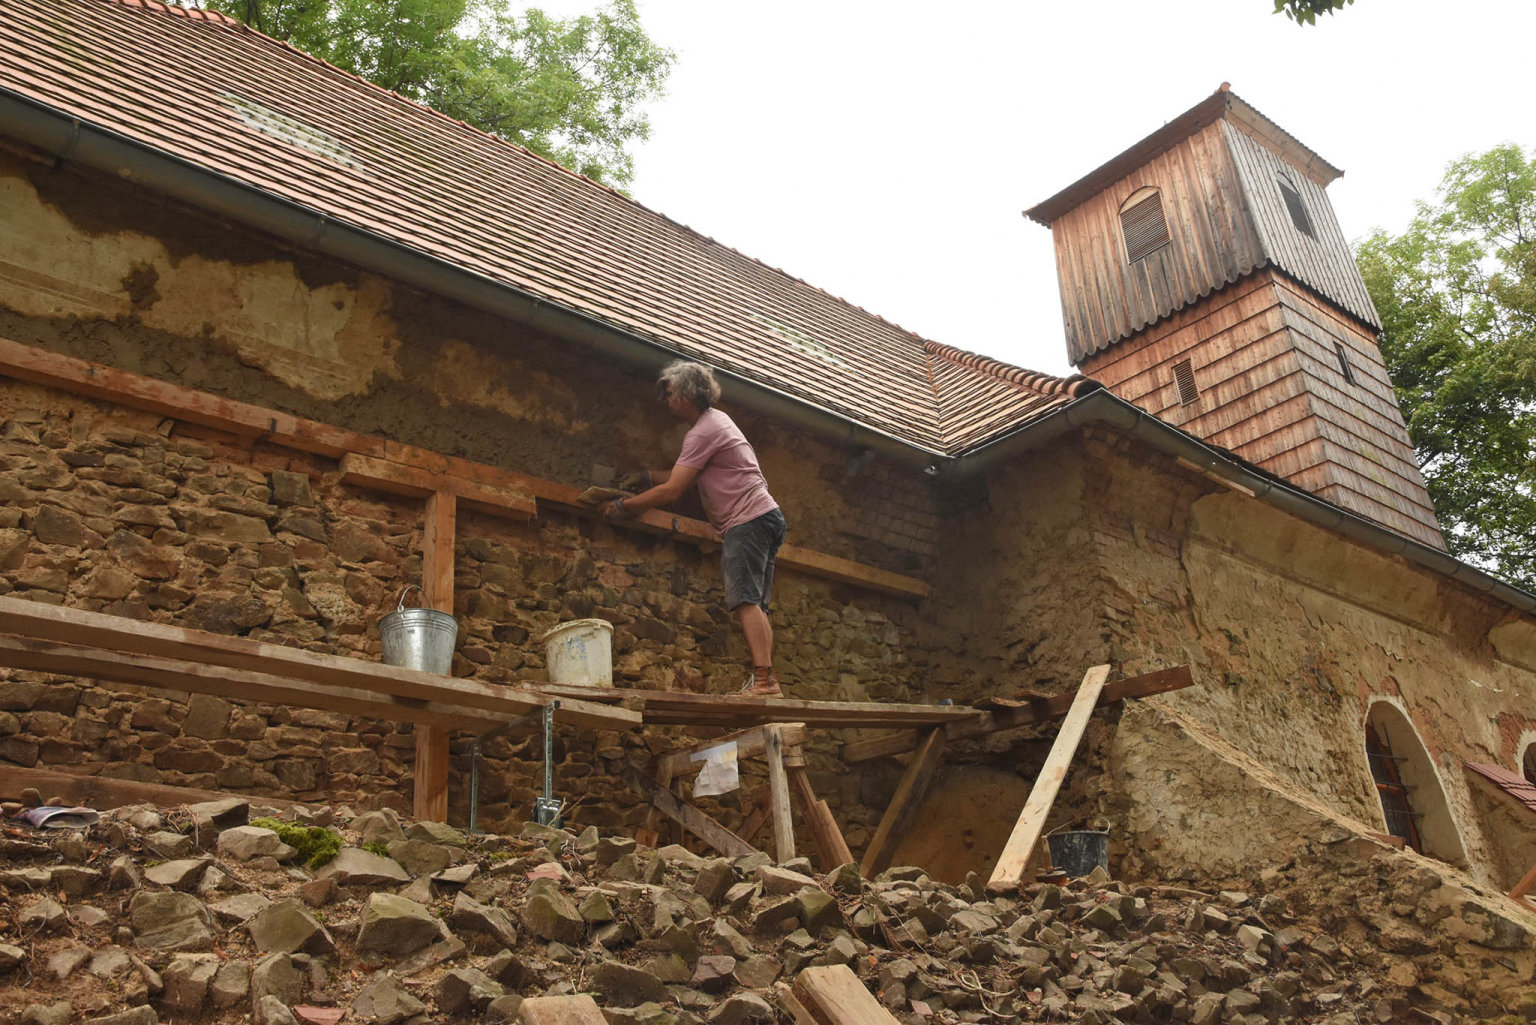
[198,0,674,186]
[1273,0,1354,25]
[1357,145,1536,588]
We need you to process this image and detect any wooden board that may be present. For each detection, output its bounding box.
[536,685,980,730]
[775,982,820,1025]
[841,665,1193,763]
[0,764,310,814]
[657,723,808,779]
[627,769,758,859]
[792,964,901,1025]
[860,727,946,877]
[764,725,795,863]
[414,489,458,823]
[788,766,854,870]
[518,994,608,1025]
[0,597,636,732]
[0,634,500,732]
[341,454,536,520]
[985,664,1111,894]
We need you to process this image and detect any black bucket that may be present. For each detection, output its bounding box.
[1047,830,1109,877]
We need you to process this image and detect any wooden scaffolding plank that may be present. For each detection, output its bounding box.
[985,664,1111,894]
[0,764,311,814]
[0,597,636,732]
[340,453,536,520]
[536,685,980,730]
[793,964,901,1025]
[0,634,500,731]
[656,723,808,779]
[841,665,1193,763]
[860,727,946,877]
[765,725,796,863]
[627,769,759,859]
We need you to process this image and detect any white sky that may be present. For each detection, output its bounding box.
[554,0,1534,378]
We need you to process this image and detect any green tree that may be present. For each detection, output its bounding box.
[1274,0,1354,25]
[199,0,674,186]
[1357,145,1536,588]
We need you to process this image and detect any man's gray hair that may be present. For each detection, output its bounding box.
[657,360,722,410]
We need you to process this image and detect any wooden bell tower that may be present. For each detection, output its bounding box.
[1026,85,1444,550]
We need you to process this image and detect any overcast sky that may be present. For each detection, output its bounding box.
[553,0,1533,378]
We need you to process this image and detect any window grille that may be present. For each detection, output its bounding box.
[1120,190,1171,263]
[1172,358,1199,406]
[1366,723,1422,852]
[1277,173,1315,238]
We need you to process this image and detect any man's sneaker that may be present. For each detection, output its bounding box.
[739,668,782,698]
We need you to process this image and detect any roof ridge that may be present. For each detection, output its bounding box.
[113,0,244,27]
[922,340,1099,398]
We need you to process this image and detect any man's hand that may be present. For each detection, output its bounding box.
[604,498,637,521]
[616,470,652,493]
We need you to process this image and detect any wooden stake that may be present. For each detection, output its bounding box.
[764,724,795,862]
[413,490,457,823]
[985,664,1111,894]
[860,727,946,877]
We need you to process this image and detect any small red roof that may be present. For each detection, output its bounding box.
[1465,762,1536,817]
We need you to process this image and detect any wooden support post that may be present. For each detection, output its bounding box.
[985,664,1111,894]
[413,491,457,823]
[1508,862,1536,912]
[739,787,773,845]
[787,765,854,870]
[860,727,946,878]
[764,724,795,863]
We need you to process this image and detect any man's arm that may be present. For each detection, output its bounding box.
[608,462,699,517]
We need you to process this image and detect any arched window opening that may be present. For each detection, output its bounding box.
[1364,702,1467,865]
[1523,743,1536,786]
[1119,187,1171,264]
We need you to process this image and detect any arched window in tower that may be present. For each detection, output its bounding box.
[1276,171,1315,238]
[1523,743,1536,785]
[1364,702,1467,865]
[1119,187,1171,263]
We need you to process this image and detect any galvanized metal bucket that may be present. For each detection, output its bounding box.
[379,585,458,675]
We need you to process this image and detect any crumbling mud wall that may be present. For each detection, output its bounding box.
[0,149,967,840]
[1071,428,1536,889]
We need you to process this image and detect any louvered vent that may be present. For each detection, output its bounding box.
[1335,341,1356,384]
[1120,191,1171,263]
[1173,358,1199,406]
[1277,174,1315,238]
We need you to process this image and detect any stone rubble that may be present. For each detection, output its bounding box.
[0,799,1533,1024]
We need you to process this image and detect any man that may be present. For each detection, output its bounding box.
[606,360,787,697]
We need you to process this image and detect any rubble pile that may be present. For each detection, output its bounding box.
[0,797,1531,1025]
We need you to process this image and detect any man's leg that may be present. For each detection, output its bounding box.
[735,602,774,669]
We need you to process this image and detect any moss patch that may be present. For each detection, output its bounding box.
[251,816,342,868]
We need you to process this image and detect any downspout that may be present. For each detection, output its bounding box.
[0,88,944,470]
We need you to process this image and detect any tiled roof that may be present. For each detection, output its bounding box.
[0,0,1088,457]
[1465,762,1536,818]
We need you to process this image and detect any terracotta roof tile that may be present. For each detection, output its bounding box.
[1465,762,1536,817]
[0,0,1090,455]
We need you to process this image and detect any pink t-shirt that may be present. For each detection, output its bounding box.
[675,408,779,532]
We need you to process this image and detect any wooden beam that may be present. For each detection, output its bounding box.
[0,597,636,732]
[627,769,759,859]
[841,665,1193,763]
[536,685,979,730]
[793,964,902,1025]
[739,786,773,846]
[0,764,312,814]
[860,727,946,877]
[0,634,500,731]
[764,725,795,863]
[656,723,808,779]
[788,766,854,871]
[340,454,535,520]
[413,489,459,823]
[985,664,1111,894]
[0,335,926,601]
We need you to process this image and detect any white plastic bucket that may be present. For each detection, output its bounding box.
[539,618,614,687]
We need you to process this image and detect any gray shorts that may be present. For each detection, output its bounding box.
[722,507,787,611]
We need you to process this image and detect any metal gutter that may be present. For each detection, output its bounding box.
[0,88,945,469]
[949,390,1536,614]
